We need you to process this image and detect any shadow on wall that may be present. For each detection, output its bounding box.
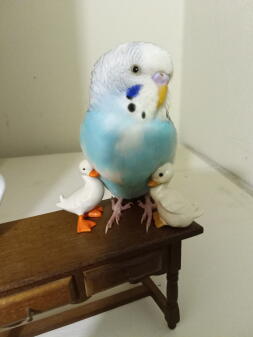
[0,1,86,157]
[178,0,253,189]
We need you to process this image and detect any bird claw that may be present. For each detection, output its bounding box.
[141,212,147,224]
[138,195,156,232]
[138,200,145,208]
[105,198,133,233]
[111,198,116,210]
[122,202,133,210]
[105,220,113,234]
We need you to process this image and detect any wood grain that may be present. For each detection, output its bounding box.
[0,277,75,327]
[0,198,203,334]
[0,199,203,296]
[84,251,163,296]
[0,285,150,337]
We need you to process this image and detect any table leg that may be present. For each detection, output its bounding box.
[165,241,181,329]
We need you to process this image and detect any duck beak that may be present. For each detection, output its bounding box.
[89,169,100,177]
[148,179,159,187]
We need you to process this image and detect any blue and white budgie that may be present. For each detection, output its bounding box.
[80,42,177,232]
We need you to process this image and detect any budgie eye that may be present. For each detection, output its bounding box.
[159,173,164,177]
[131,65,141,74]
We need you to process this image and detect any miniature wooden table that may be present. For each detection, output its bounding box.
[0,199,203,337]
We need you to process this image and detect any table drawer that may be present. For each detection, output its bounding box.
[0,277,75,327]
[84,251,163,296]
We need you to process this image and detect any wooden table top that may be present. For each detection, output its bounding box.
[0,199,203,295]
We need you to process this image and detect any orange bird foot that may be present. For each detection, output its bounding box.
[77,216,96,233]
[87,206,104,218]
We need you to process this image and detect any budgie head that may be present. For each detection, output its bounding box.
[89,42,173,121]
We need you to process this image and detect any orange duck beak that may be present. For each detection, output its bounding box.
[89,169,100,178]
[148,179,159,187]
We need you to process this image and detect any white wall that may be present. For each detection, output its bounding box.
[0,1,83,156]
[180,0,253,188]
[0,0,184,157]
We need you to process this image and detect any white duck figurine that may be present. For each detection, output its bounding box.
[0,174,5,204]
[57,160,104,232]
[148,163,203,228]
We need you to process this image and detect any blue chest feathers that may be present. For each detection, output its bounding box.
[80,109,177,198]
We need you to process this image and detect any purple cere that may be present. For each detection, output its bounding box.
[152,72,170,86]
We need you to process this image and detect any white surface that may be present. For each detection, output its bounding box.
[0,0,183,157]
[180,0,253,189]
[1,146,253,337]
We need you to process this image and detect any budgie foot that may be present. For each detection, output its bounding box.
[105,198,133,233]
[77,215,96,233]
[138,194,156,232]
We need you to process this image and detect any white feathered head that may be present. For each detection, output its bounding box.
[89,42,173,121]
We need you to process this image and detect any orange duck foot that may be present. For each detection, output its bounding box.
[96,206,104,212]
[77,216,96,233]
[87,205,104,218]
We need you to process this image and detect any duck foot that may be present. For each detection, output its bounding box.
[153,211,166,228]
[77,215,96,233]
[105,198,133,233]
[87,206,104,218]
[138,194,156,232]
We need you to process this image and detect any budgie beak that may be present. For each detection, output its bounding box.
[148,179,159,187]
[157,85,168,108]
[152,72,169,108]
[89,169,100,177]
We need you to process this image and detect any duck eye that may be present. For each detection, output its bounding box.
[83,168,85,170]
[131,65,140,74]
[159,173,163,177]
